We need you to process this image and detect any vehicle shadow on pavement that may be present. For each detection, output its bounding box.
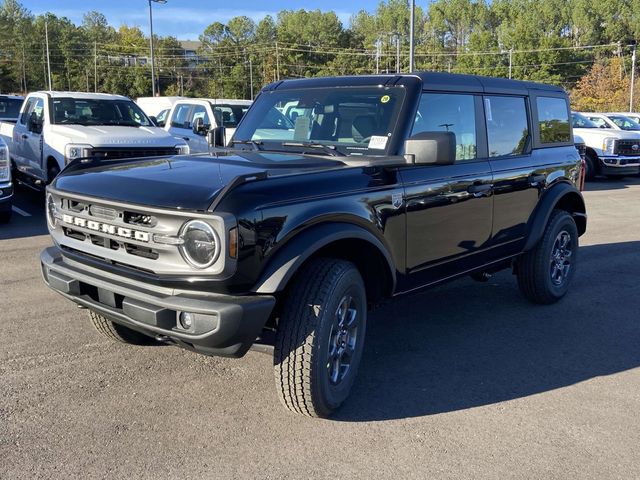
[334,241,640,422]
[584,176,640,192]
[0,186,48,240]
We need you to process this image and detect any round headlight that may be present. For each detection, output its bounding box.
[179,220,219,269]
[46,193,58,229]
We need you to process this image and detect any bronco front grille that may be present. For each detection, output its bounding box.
[615,140,640,156]
[91,147,177,160]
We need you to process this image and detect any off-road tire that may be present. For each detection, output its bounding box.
[89,310,155,345]
[517,210,578,304]
[274,258,367,418]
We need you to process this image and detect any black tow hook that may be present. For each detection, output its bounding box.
[154,334,173,344]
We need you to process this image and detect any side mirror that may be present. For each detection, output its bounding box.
[28,112,43,134]
[149,115,158,126]
[207,126,226,147]
[404,131,456,165]
[193,117,209,136]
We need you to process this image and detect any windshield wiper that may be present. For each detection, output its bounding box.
[280,142,345,157]
[230,139,263,151]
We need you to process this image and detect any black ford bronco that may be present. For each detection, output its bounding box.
[41,72,586,417]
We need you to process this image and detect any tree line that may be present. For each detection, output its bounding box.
[0,0,639,111]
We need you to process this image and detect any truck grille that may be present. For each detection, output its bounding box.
[91,147,178,160]
[615,140,640,156]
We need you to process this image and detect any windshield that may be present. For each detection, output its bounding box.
[571,112,598,128]
[608,115,640,131]
[52,98,152,127]
[212,104,249,128]
[233,87,406,156]
[0,97,23,119]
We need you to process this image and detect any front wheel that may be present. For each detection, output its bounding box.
[584,153,597,181]
[89,310,156,345]
[517,210,578,304]
[274,258,367,418]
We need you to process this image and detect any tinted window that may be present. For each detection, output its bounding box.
[485,96,529,157]
[537,97,570,143]
[212,104,249,128]
[572,112,598,128]
[0,98,23,119]
[608,115,640,131]
[190,105,210,126]
[170,104,192,128]
[587,116,610,128]
[413,93,477,160]
[20,98,35,124]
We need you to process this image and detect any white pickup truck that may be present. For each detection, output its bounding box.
[165,98,252,153]
[0,91,189,187]
[571,111,640,179]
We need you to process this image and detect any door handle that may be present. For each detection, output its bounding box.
[182,137,190,141]
[467,183,492,197]
[21,134,28,139]
[529,173,546,186]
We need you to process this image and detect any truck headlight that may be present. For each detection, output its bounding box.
[179,220,219,269]
[0,143,10,182]
[175,144,190,155]
[602,137,616,155]
[46,193,60,229]
[64,144,93,164]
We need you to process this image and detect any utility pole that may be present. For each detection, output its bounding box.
[21,45,27,93]
[94,41,97,92]
[249,55,254,100]
[85,69,90,92]
[147,0,167,97]
[509,48,513,79]
[375,39,381,74]
[45,20,52,90]
[409,0,415,72]
[275,41,280,81]
[180,74,184,96]
[395,33,401,73]
[631,43,637,112]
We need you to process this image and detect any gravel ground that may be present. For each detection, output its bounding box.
[1,178,639,479]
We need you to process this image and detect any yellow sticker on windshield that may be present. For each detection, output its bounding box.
[380,95,390,104]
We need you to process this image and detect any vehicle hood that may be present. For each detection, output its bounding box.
[572,127,640,140]
[52,151,347,211]
[49,124,182,147]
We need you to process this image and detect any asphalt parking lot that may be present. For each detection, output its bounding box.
[1,179,639,479]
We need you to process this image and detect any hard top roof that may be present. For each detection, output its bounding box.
[266,71,565,95]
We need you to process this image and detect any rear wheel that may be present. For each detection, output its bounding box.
[274,258,367,418]
[88,310,155,345]
[517,210,578,304]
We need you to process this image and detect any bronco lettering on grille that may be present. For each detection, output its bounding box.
[61,214,150,242]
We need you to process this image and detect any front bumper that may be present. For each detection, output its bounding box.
[599,156,640,176]
[41,246,276,357]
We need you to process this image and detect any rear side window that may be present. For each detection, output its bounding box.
[413,93,477,160]
[170,104,192,129]
[537,97,571,144]
[484,96,529,157]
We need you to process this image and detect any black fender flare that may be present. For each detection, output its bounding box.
[523,182,587,252]
[252,222,397,294]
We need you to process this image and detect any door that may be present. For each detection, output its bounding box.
[167,103,195,149]
[399,92,493,290]
[12,97,36,169]
[485,95,540,255]
[186,104,210,153]
[24,97,45,177]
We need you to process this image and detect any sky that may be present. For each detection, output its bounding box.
[21,0,379,40]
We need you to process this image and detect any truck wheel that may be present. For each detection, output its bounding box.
[0,207,11,224]
[517,210,578,305]
[274,258,367,418]
[47,162,60,184]
[584,153,596,180]
[88,310,155,345]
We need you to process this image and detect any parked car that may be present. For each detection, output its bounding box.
[572,112,640,179]
[0,138,12,223]
[165,98,252,152]
[581,112,640,132]
[0,92,189,188]
[135,96,185,119]
[607,112,640,125]
[41,72,586,417]
[0,95,24,123]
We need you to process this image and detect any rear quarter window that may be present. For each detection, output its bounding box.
[537,97,570,144]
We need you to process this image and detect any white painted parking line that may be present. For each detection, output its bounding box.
[12,206,32,217]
